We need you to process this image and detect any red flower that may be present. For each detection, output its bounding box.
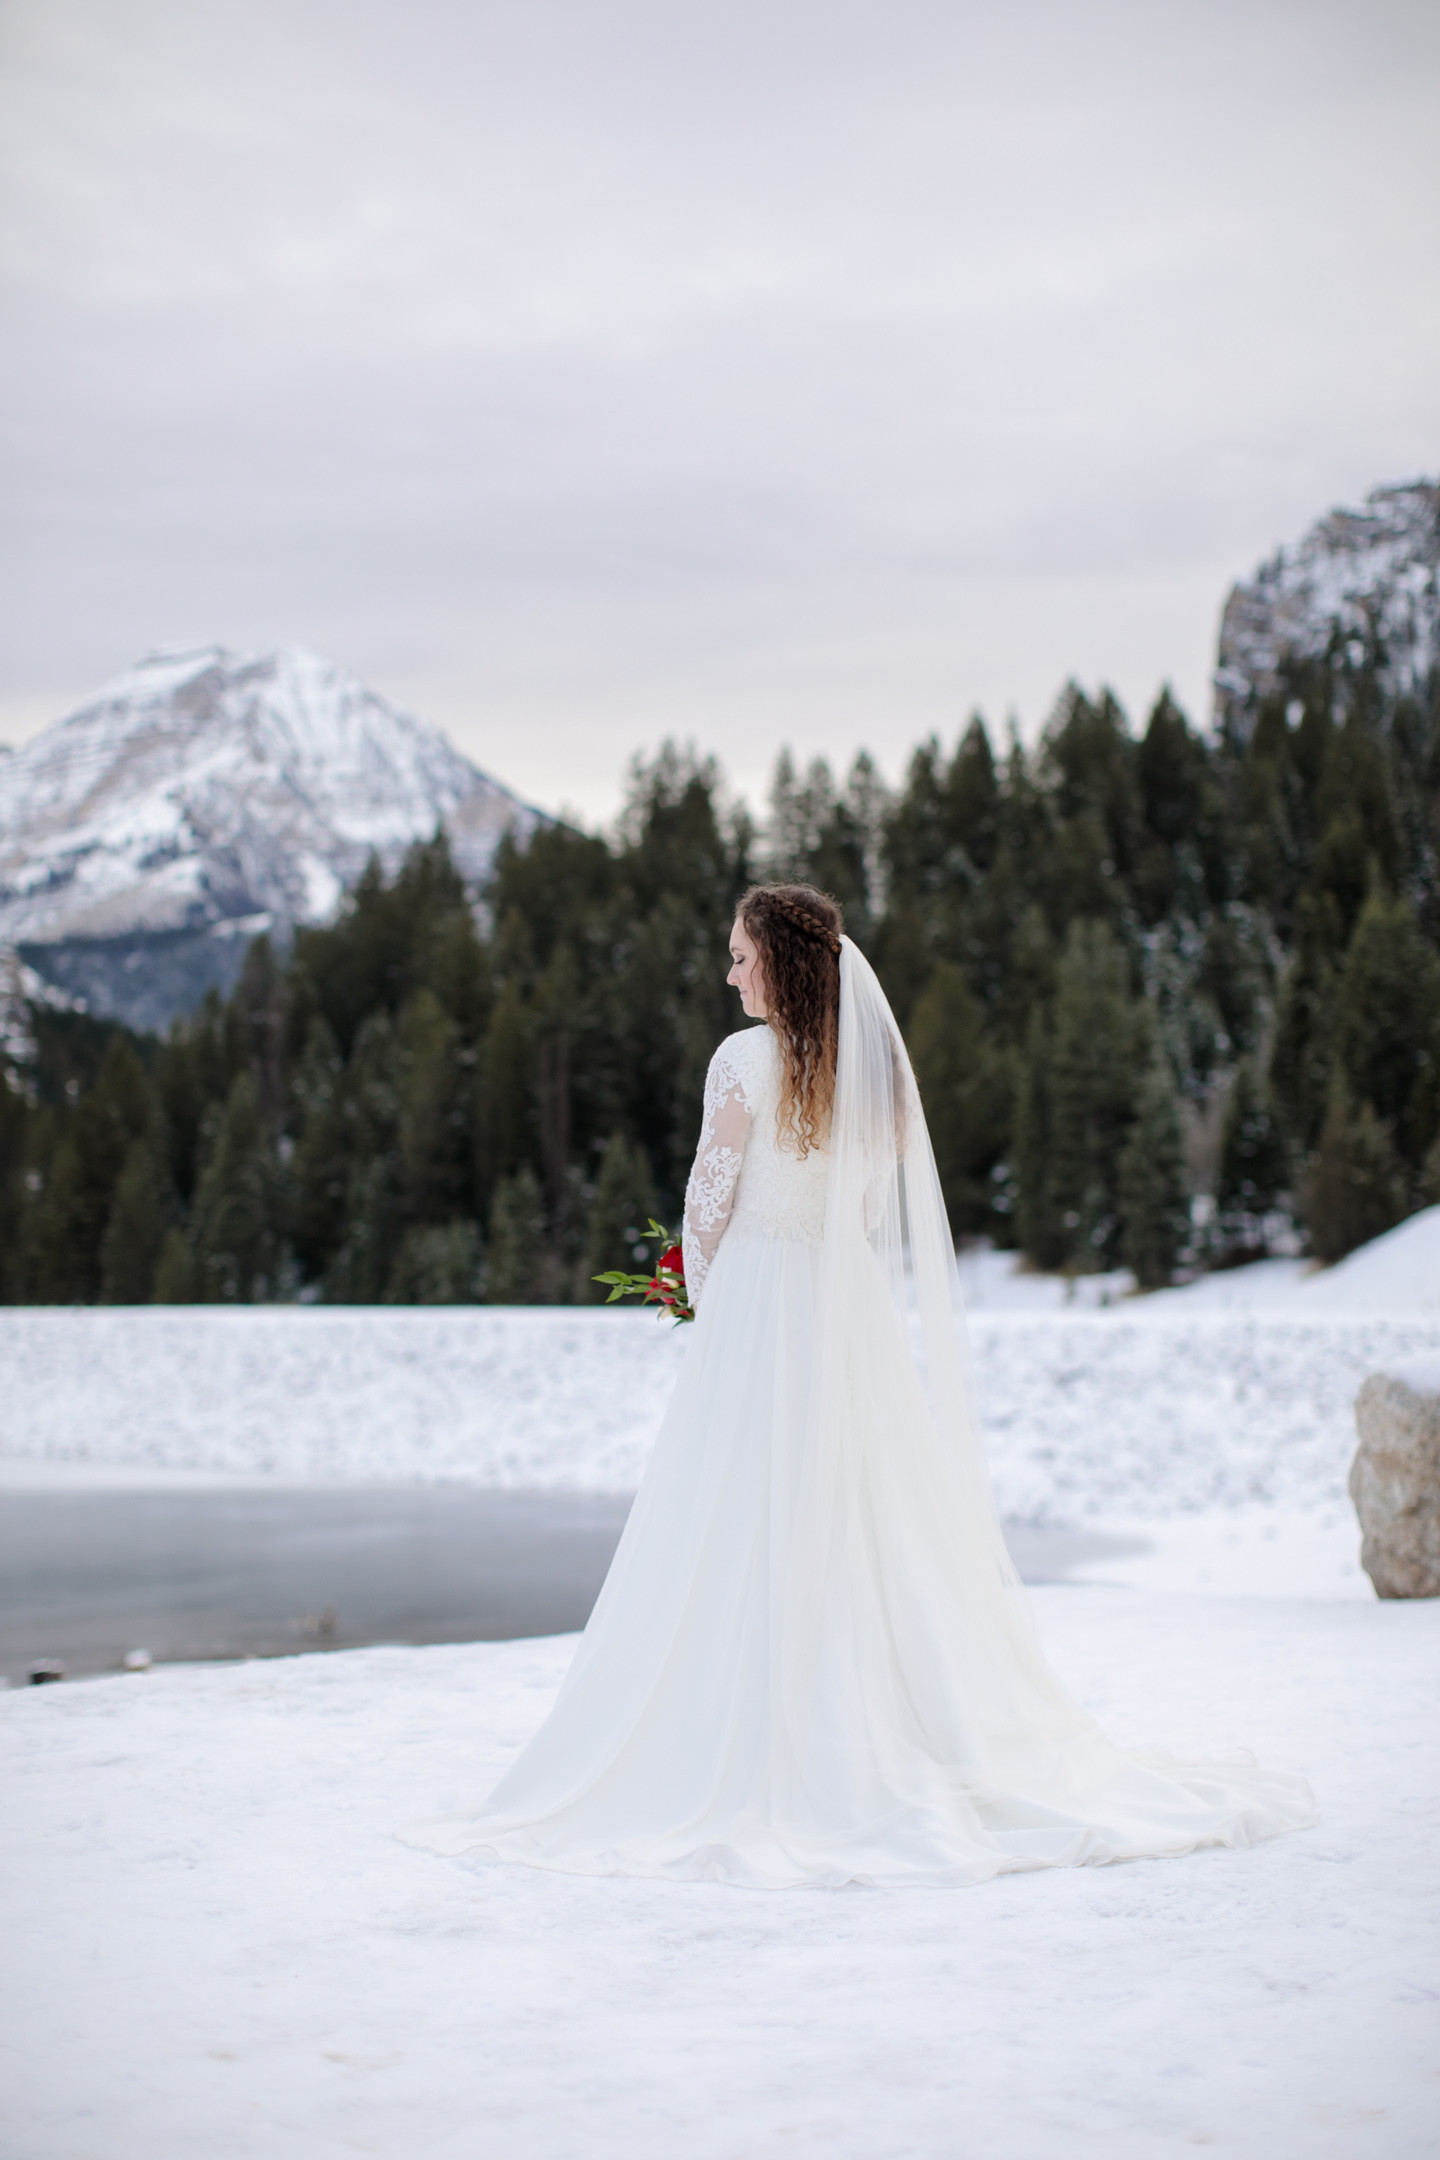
[592,1220,694,1323]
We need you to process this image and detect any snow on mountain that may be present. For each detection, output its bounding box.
[1213,478,1440,743]
[0,645,543,1029]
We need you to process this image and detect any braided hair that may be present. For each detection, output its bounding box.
[737,883,843,1155]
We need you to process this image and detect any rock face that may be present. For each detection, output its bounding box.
[1214,479,1440,746]
[0,645,543,1032]
[1350,1359,1440,1598]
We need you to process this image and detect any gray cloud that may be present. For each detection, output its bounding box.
[2,0,1437,819]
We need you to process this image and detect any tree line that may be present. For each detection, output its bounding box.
[1,644,1436,1305]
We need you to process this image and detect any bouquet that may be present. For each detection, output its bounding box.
[593,1220,694,1323]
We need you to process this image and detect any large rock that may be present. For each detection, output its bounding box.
[1350,1358,1440,1598]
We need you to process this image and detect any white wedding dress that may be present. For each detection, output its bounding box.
[404,940,1314,1887]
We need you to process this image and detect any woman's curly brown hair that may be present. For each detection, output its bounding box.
[738,883,843,1155]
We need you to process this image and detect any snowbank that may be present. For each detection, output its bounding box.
[971,1313,1438,1522]
[1383,1351,1440,1397]
[2,1590,1435,2160]
[2,1304,1435,1526]
[0,1307,679,1491]
[959,1205,1440,1316]
[1267,1205,1440,1312]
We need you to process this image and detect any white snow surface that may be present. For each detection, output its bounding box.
[0,644,541,947]
[1385,1353,1440,1396]
[1214,476,1439,737]
[1,1295,1435,1529]
[2,1592,1436,2159]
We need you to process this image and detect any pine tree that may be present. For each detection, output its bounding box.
[1331,889,1440,1176]
[1214,1060,1290,1255]
[327,1157,400,1303]
[1119,1061,1192,1289]
[292,832,476,1056]
[1134,687,1227,921]
[153,994,233,1208]
[1302,1090,1406,1264]
[880,737,949,913]
[1046,920,1145,1270]
[838,751,890,937]
[191,1071,283,1301]
[532,946,579,1219]
[946,717,1000,874]
[766,744,878,915]
[767,748,817,881]
[1040,685,1145,923]
[99,1134,172,1302]
[324,1010,403,1301]
[1014,1011,1064,1269]
[908,962,1010,1238]
[384,1221,483,1303]
[1235,699,1303,921]
[22,1035,155,1301]
[230,935,288,1124]
[475,978,535,1204]
[870,900,934,1033]
[1197,907,1268,1064]
[1421,1132,1440,1208]
[1388,675,1440,945]
[288,1015,348,1282]
[1269,892,1341,1159]
[583,1132,657,1301]
[988,899,1056,1050]
[396,988,470,1222]
[0,1070,28,1303]
[152,1225,198,1303]
[485,1164,547,1302]
[1311,718,1401,942]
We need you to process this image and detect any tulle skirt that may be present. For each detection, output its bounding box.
[401,1225,1315,1887]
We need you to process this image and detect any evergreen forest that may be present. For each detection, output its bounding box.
[3,648,1437,1306]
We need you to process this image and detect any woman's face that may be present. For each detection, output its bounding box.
[727,918,768,1019]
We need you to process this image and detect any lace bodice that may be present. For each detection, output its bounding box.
[681,1027,829,1303]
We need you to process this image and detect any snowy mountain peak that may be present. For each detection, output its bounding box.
[1213,479,1440,743]
[0,645,543,1030]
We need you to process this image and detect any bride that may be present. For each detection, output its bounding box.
[405,883,1314,1887]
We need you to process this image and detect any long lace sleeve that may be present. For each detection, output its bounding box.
[682,1044,754,1306]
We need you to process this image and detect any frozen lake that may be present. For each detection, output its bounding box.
[0,1475,1146,1681]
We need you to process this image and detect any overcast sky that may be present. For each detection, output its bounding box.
[1,0,1437,823]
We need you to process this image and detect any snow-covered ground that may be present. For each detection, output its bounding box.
[3,1591,1436,2160]
[3,1216,1438,2153]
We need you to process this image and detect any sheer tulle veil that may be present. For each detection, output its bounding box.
[821,933,1004,1540]
[779,933,1088,1810]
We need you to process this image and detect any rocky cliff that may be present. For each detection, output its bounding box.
[1213,479,1440,745]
